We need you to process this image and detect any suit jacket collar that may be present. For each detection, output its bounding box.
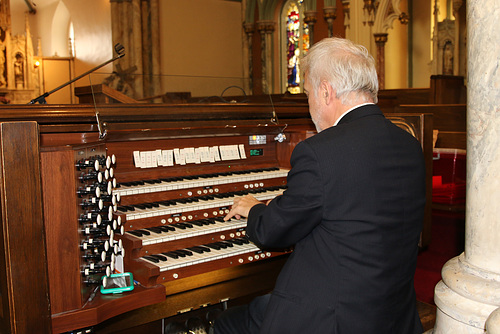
[336,104,382,126]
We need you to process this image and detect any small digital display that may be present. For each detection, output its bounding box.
[250,149,263,156]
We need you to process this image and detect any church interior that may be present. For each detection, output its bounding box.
[1,0,499,333]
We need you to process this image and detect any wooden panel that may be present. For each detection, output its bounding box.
[395,104,466,132]
[395,104,466,150]
[430,75,466,104]
[41,149,83,314]
[51,284,165,334]
[0,122,52,334]
[75,85,138,104]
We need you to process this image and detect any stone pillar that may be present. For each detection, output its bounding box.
[373,33,387,90]
[141,0,161,100]
[323,6,337,38]
[432,0,500,332]
[256,20,275,94]
[243,22,254,94]
[109,0,143,99]
[452,0,463,76]
[304,11,317,46]
[342,1,351,38]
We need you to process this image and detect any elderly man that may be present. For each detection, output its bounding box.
[214,37,425,334]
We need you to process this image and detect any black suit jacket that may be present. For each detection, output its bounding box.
[246,104,426,333]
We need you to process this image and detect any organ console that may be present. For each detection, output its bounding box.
[0,101,433,333]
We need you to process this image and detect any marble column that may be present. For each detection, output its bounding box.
[342,1,351,38]
[323,6,337,38]
[109,0,143,99]
[432,0,500,332]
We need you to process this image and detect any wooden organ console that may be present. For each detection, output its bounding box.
[0,102,433,334]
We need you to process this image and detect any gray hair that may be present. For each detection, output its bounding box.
[301,38,379,104]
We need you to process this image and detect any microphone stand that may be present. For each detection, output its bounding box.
[28,43,125,104]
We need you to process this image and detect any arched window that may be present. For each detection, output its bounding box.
[281,0,310,94]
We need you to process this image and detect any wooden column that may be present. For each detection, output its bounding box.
[256,21,275,94]
[374,33,388,90]
[243,22,255,94]
[0,122,51,334]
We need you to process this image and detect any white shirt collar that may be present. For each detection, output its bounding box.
[333,102,375,126]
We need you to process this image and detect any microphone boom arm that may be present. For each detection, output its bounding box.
[29,44,125,104]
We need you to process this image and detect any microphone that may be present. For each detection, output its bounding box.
[114,43,125,57]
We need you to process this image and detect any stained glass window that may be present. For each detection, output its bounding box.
[283,0,309,94]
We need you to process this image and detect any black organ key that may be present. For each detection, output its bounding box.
[144,179,161,184]
[143,255,160,263]
[187,246,207,254]
[150,254,168,261]
[128,230,144,237]
[171,250,187,258]
[198,246,211,252]
[206,243,221,250]
[162,252,179,259]
[145,227,163,234]
[174,224,187,230]
[228,238,243,245]
[178,249,193,256]
[137,229,150,236]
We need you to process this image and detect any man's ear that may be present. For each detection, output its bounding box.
[321,81,333,104]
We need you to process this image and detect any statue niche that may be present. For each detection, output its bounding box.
[14,52,24,89]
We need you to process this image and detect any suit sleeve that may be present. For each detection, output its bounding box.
[246,141,324,248]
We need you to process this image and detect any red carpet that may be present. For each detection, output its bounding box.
[414,209,465,304]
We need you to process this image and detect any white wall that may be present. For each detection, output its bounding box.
[10,0,113,103]
[158,0,244,98]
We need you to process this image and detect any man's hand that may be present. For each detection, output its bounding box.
[224,195,262,221]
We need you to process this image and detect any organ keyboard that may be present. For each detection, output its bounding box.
[106,135,291,287]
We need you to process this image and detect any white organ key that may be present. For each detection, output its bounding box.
[126,218,248,245]
[140,240,260,272]
[161,242,259,271]
[114,168,289,197]
[122,187,283,221]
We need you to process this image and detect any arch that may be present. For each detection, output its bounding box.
[262,0,283,20]
[302,0,316,11]
[244,0,258,23]
[373,0,404,33]
[50,1,71,57]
